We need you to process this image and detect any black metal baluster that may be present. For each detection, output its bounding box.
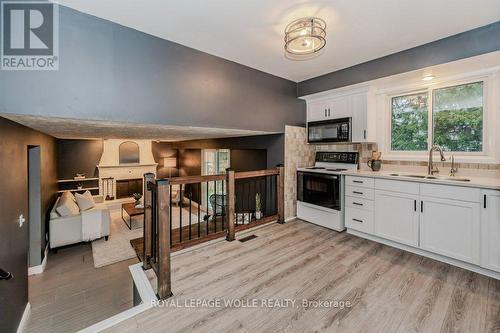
[214,180,217,233]
[189,189,192,240]
[222,180,225,230]
[179,184,183,243]
[169,185,172,246]
[206,182,209,235]
[198,183,201,239]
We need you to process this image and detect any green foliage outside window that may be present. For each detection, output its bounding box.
[391,93,428,151]
[391,82,483,153]
[433,82,483,152]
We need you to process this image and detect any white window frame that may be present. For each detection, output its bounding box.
[380,71,496,163]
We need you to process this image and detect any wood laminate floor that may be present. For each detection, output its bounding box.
[25,243,139,333]
[104,219,500,333]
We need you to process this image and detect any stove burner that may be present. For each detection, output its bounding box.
[306,167,326,170]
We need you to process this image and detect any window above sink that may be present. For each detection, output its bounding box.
[391,81,484,154]
[377,67,498,164]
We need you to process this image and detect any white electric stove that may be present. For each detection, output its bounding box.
[296,152,359,231]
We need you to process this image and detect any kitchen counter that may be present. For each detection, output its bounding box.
[341,169,500,191]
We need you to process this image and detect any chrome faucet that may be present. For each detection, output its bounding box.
[450,155,458,177]
[428,146,446,175]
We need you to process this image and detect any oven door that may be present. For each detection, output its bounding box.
[297,171,341,210]
[307,117,352,143]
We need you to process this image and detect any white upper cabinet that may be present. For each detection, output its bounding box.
[307,100,328,122]
[481,191,500,273]
[305,87,375,142]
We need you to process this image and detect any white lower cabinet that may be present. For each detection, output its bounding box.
[481,191,500,272]
[374,190,419,247]
[345,177,497,278]
[419,196,480,265]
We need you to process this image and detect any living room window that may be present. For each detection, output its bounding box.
[201,149,230,209]
[389,81,485,154]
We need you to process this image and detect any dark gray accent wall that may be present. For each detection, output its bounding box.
[0,5,305,132]
[57,139,103,179]
[162,134,284,168]
[151,143,179,179]
[298,21,500,96]
[230,149,267,172]
[0,116,57,333]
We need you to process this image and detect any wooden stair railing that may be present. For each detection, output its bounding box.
[142,165,285,299]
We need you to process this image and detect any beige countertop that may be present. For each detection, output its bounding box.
[341,169,500,191]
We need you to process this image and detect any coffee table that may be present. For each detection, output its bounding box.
[122,202,144,230]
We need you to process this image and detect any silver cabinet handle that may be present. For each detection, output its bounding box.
[353,180,363,184]
[353,191,363,195]
[353,202,363,206]
[352,218,363,223]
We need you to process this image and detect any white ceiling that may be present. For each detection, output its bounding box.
[1,115,273,141]
[56,0,500,82]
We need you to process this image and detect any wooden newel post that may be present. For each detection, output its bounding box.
[143,173,155,270]
[226,169,236,241]
[277,164,285,224]
[157,179,173,299]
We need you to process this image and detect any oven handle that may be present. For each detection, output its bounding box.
[297,172,338,180]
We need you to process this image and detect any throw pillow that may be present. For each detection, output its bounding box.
[56,195,80,216]
[75,192,96,211]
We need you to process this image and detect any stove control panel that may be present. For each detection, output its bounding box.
[315,151,359,164]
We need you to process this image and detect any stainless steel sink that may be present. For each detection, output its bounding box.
[388,173,470,182]
[388,173,426,178]
[443,177,471,182]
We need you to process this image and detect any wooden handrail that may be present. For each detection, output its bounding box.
[167,174,226,185]
[234,169,280,179]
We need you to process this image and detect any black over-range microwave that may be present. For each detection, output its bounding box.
[307,117,352,143]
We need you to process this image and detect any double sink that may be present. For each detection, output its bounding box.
[388,173,471,182]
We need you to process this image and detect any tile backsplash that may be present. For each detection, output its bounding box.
[284,126,499,218]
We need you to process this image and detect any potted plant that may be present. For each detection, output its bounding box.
[133,193,143,207]
[255,193,263,220]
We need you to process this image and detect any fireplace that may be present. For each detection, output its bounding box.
[116,178,143,199]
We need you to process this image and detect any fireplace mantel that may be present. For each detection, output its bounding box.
[97,164,157,169]
[96,139,158,198]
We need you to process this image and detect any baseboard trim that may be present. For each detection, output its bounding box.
[28,245,49,276]
[348,229,500,280]
[285,216,297,222]
[16,302,31,333]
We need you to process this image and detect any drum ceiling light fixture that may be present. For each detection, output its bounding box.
[284,17,326,56]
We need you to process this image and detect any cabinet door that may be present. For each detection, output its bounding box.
[307,101,327,122]
[351,93,368,142]
[325,96,350,119]
[481,193,500,272]
[420,197,480,264]
[374,190,419,246]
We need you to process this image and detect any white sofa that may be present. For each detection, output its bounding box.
[49,192,111,251]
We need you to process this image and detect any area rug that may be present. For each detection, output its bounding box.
[92,206,201,268]
[91,211,143,268]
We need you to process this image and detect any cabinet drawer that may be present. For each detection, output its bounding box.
[374,178,419,195]
[345,208,374,234]
[346,196,374,211]
[345,186,374,200]
[345,176,374,188]
[420,183,480,202]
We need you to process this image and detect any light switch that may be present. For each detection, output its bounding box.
[18,214,25,227]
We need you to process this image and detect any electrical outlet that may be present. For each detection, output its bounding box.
[18,214,25,227]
